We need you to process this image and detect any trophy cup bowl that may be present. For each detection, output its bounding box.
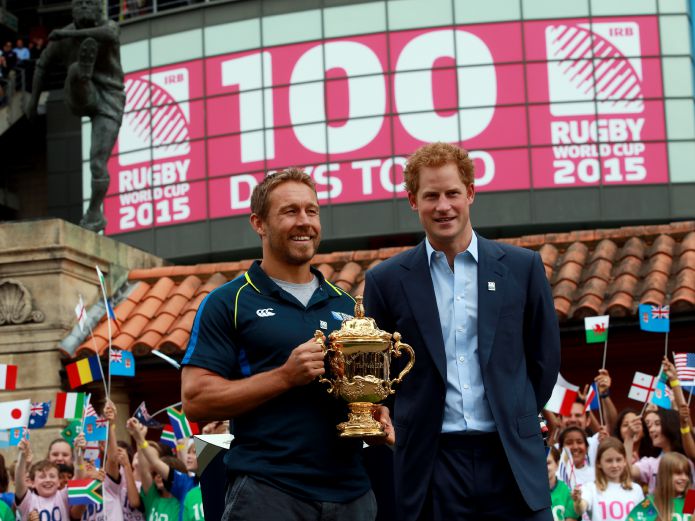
[316,296,415,438]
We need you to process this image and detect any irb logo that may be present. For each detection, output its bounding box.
[546,22,643,116]
[118,67,191,166]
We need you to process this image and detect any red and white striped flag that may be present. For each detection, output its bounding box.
[0,364,18,390]
[674,353,695,386]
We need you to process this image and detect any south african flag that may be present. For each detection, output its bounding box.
[68,479,102,506]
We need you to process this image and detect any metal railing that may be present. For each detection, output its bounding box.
[106,0,213,21]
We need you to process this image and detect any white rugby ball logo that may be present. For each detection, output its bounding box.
[121,77,190,161]
[547,24,643,114]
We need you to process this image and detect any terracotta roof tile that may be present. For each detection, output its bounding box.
[74,221,695,358]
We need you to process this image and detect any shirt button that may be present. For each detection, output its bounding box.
[459,356,465,363]
[457,327,464,332]
[463,384,470,390]
[456,296,462,301]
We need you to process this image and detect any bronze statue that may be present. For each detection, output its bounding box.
[27,0,125,233]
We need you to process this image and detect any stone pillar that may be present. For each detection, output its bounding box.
[0,219,164,464]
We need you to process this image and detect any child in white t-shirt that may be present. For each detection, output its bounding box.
[572,437,644,521]
[15,438,87,521]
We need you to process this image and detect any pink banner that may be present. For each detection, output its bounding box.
[104,16,668,234]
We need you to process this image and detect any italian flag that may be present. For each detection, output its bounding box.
[0,364,17,390]
[585,315,609,344]
[55,392,86,419]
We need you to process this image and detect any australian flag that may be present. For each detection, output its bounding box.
[639,304,670,333]
[134,401,162,429]
[28,401,50,429]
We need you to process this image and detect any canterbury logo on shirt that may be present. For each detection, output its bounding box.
[256,308,276,317]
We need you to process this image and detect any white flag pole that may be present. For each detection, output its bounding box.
[664,332,669,360]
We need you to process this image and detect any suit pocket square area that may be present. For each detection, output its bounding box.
[517,413,540,438]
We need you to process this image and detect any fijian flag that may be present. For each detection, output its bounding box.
[639,304,670,333]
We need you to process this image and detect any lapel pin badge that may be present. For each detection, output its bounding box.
[320,320,328,329]
[487,281,496,291]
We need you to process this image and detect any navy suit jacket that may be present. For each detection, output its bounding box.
[363,235,561,519]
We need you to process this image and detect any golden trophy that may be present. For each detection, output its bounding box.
[316,296,415,437]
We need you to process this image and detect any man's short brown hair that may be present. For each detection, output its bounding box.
[403,142,475,194]
[250,168,317,220]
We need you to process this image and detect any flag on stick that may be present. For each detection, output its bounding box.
[110,349,135,377]
[545,375,579,416]
[167,407,193,439]
[628,372,657,403]
[0,427,26,447]
[584,383,600,412]
[0,399,30,429]
[55,392,87,419]
[68,479,102,506]
[557,446,576,488]
[60,419,82,445]
[651,372,672,410]
[684,488,695,515]
[674,353,695,386]
[0,364,18,390]
[66,356,103,389]
[28,401,50,429]
[160,425,176,448]
[84,416,108,442]
[585,315,609,343]
[84,441,101,462]
[639,304,670,333]
[74,295,87,333]
[134,401,162,428]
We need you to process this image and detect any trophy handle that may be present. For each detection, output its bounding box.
[314,330,335,393]
[388,332,415,392]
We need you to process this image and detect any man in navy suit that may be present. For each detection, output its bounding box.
[364,142,561,520]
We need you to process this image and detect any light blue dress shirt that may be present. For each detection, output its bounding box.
[426,233,496,433]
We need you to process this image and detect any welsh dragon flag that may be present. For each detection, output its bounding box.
[585,315,609,344]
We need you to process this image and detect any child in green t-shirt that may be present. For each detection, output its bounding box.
[627,452,692,521]
[183,486,204,521]
[548,447,579,521]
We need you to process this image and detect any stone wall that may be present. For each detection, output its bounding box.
[0,219,164,466]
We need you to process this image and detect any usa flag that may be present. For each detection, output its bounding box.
[674,353,695,386]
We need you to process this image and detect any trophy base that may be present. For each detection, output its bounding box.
[337,402,386,438]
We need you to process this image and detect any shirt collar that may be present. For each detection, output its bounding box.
[246,260,336,297]
[425,232,479,266]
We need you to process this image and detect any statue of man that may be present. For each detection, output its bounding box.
[27,0,125,233]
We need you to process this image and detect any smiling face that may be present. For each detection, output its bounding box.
[252,181,321,268]
[645,412,669,450]
[599,447,627,482]
[562,431,588,468]
[33,467,60,498]
[185,445,198,473]
[673,469,690,495]
[407,162,475,256]
[48,441,72,465]
[561,402,588,430]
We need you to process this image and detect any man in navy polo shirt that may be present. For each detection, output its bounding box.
[181,168,376,521]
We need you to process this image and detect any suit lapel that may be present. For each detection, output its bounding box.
[476,235,508,371]
[400,242,447,383]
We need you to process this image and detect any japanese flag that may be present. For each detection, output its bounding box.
[0,399,31,429]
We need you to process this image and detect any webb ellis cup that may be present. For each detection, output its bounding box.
[315,296,415,437]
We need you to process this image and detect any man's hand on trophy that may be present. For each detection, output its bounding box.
[365,406,396,447]
[279,339,326,387]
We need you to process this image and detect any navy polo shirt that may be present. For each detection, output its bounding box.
[182,261,370,503]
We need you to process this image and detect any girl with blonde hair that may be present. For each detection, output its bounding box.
[627,451,692,520]
[572,437,644,520]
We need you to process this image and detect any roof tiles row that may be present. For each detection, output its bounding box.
[71,221,695,359]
